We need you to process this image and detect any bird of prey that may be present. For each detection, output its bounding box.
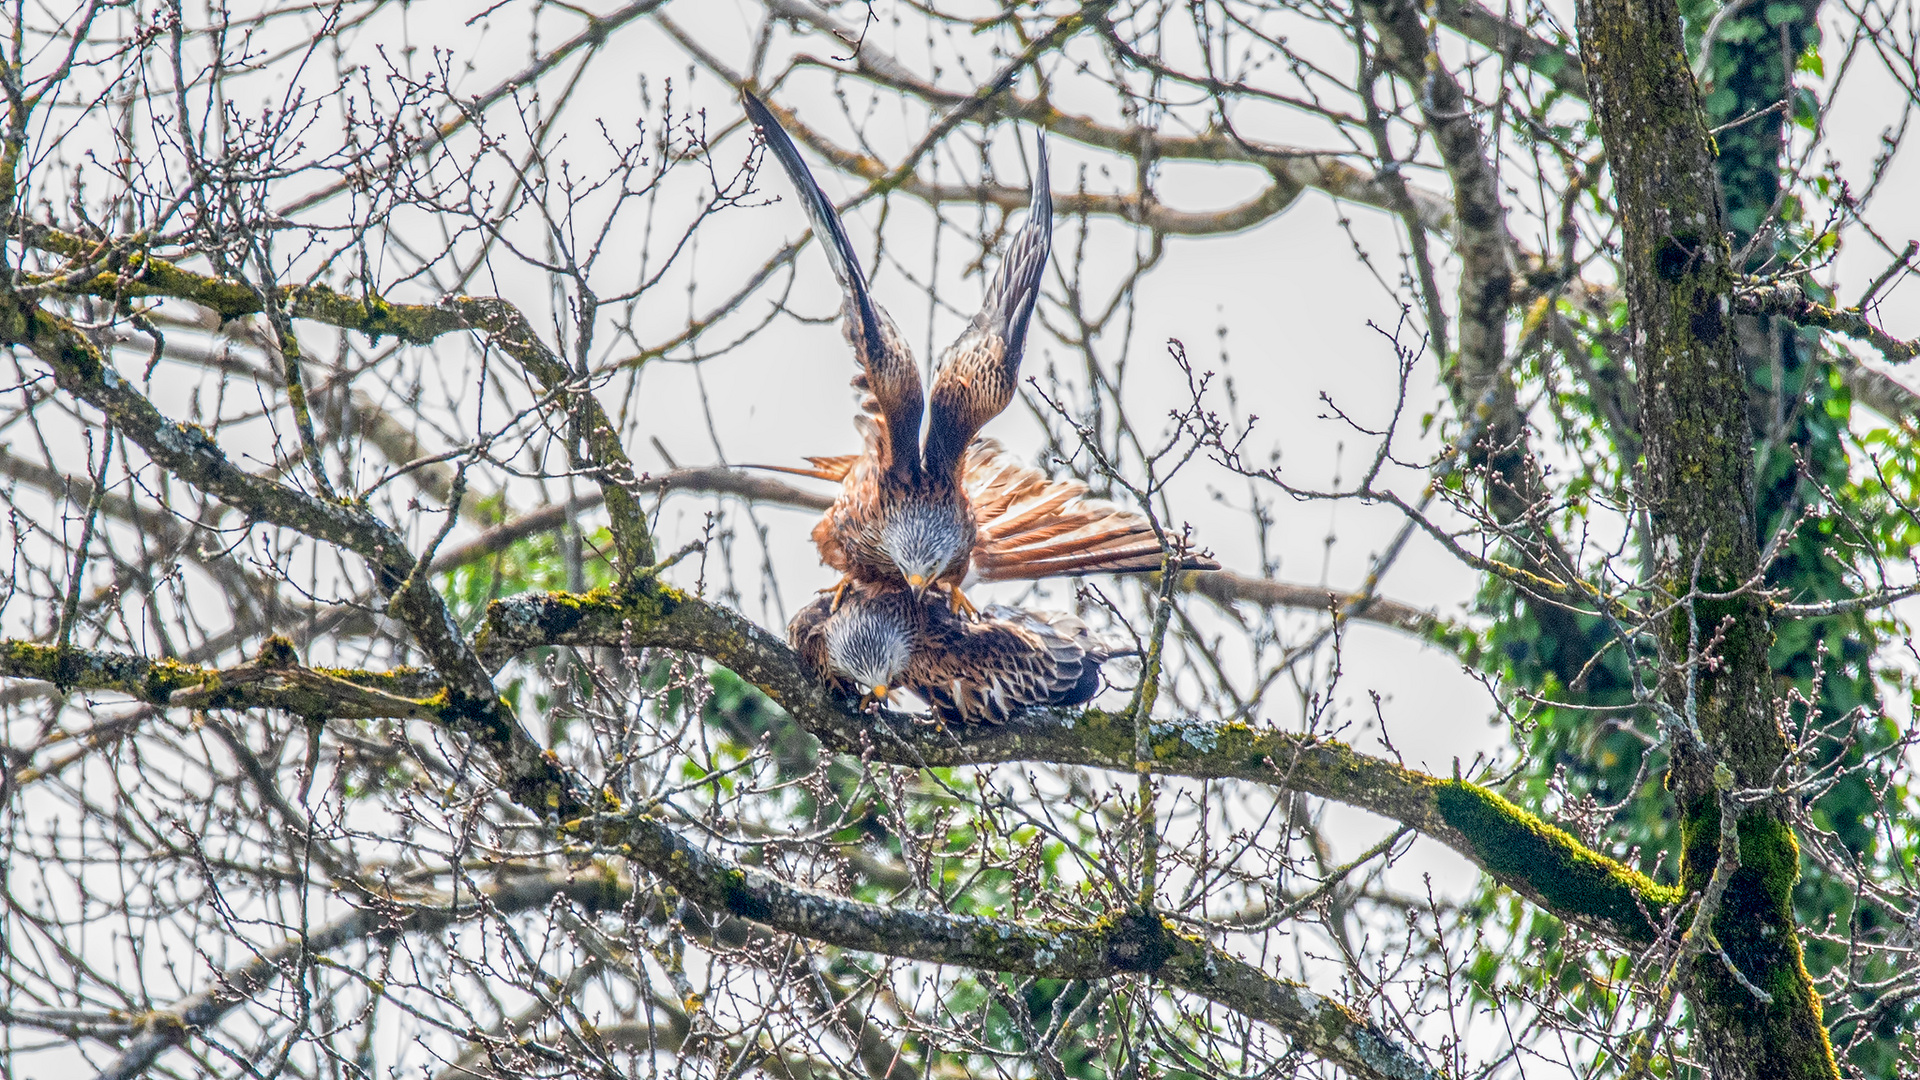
[789,581,1134,724]
[790,438,1222,585]
[743,90,1053,616]
[742,92,1218,610]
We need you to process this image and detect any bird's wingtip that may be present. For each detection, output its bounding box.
[1032,131,1051,216]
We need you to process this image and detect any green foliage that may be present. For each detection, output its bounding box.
[441,525,618,631]
[437,526,616,732]
[1462,8,1915,1070]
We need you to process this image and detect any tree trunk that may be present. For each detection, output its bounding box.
[1574,0,1838,1074]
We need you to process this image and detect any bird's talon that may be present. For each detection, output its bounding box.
[948,587,980,620]
[820,576,854,612]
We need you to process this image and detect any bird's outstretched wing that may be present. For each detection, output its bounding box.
[958,441,1221,582]
[924,137,1053,476]
[743,91,923,479]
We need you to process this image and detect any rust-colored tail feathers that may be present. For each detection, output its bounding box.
[738,455,860,483]
[962,441,1219,583]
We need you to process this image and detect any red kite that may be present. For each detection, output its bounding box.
[743,92,1216,613]
[789,581,1133,725]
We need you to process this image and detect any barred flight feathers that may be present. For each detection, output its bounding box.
[742,90,924,480]
[756,439,1220,582]
[742,98,1196,605]
[925,138,1054,474]
[960,441,1220,582]
[913,599,1132,725]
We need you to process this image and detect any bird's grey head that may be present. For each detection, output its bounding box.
[881,503,967,597]
[824,600,913,706]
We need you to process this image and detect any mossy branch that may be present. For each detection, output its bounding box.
[473,584,1676,942]
[0,279,586,820]
[24,223,657,575]
[76,761,1439,1080]
[7,579,1678,946]
[573,804,1445,1080]
[1734,279,1920,364]
[17,226,1465,645]
[1578,0,1837,1064]
[11,221,1668,970]
[0,640,441,721]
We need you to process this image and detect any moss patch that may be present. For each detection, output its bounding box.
[1679,797,1837,1078]
[1436,780,1680,940]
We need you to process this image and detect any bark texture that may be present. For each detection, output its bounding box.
[1575,0,1836,1073]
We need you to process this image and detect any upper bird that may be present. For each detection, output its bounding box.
[742,90,1053,616]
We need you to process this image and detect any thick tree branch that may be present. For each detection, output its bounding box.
[1578,0,1837,1067]
[12,231,1460,642]
[5,585,1676,948]
[8,227,1665,951]
[1834,354,1920,421]
[474,586,1676,943]
[0,640,442,726]
[572,805,1444,1080]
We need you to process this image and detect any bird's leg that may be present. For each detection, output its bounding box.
[819,574,854,612]
[946,584,980,620]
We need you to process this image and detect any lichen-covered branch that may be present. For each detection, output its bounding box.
[0,640,441,725]
[439,296,657,574]
[1735,280,1920,364]
[6,579,1676,947]
[27,225,658,575]
[0,277,586,820]
[1577,0,1837,1067]
[576,802,1445,1080]
[475,585,1675,943]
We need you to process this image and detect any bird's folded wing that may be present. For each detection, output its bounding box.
[786,593,836,676]
[960,441,1221,582]
[913,609,1089,724]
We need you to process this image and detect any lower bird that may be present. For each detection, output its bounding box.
[789,581,1134,725]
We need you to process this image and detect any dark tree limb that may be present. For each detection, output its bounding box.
[4,587,1678,951]
[572,803,1446,1080]
[0,276,589,821]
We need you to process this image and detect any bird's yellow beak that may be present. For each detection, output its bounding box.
[905,574,927,594]
[860,685,890,710]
